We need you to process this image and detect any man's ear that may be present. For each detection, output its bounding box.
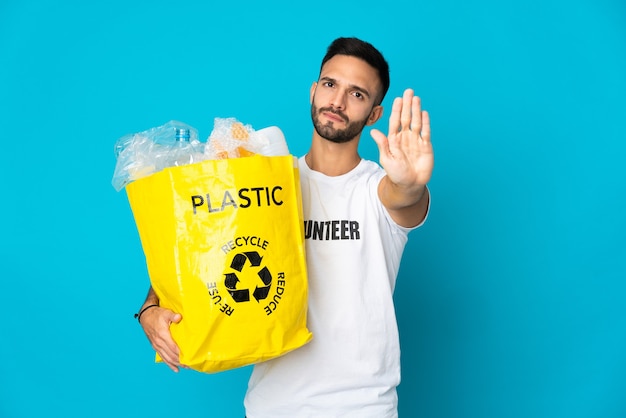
[309,82,317,104]
[366,105,384,126]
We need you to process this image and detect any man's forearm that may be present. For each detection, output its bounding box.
[379,175,427,210]
[378,176,430,228]
[142,286,159,307]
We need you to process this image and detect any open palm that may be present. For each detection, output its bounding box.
[371,89,434,188]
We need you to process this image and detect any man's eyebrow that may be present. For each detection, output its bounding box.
[319,76,372,99]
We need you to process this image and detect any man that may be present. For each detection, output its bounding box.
[137,37,433,417]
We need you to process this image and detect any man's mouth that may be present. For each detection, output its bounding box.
[321,109,347,123]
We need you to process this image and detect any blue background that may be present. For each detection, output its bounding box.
[1,0,625,417]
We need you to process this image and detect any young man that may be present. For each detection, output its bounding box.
[137,37,433,417]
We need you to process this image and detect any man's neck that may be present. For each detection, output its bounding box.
[305,134,362,176]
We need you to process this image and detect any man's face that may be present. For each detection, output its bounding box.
[310,55,382,144]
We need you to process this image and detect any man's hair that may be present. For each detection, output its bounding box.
[320,37,390,105]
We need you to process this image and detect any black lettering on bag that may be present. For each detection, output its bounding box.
[191,195,204,214]
[272,186,283,206]
[239,188,251,208]
[192,185,285,214]
[222,191,237,210]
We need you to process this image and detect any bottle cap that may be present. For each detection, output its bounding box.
[175,128,191,141]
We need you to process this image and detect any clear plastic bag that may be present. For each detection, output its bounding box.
[112,118,290,191]
[111,120,204,191]
[204,118,266,159]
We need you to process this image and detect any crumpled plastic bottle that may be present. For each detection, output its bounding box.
[112,120,204,191]
[159,127,204,169]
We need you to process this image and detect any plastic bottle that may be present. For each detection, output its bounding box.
[166,127,203,167]
[257,126,290,156]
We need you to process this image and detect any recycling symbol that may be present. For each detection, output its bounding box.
[224,251,272,303]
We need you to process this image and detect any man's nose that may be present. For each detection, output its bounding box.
[329,90,346,110]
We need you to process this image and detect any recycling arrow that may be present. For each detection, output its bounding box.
[230,251,263,272]
[224,251,272,303]
[253,266,272,302]
[224,272,250,302]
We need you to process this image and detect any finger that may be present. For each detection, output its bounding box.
[152,327,180,357]
[163,313,182,355]
[163,335,180,358]
[421,110,431,142]
[400,89,414,131]
[155,338,181,371]
[150,310,182,369]
[162,354,180,373]
[410,96,422,133]
[388,97,402,134]
[152,339,179,371]
[163,356,181,373]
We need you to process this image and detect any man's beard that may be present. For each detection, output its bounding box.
[310,103,369,144]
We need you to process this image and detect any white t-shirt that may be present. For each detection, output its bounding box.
[244,157,427,417]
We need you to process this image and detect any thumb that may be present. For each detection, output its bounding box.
[370,129,389,154]
[168,312,183,324]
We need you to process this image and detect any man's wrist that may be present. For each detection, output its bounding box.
[134,303,159,323]
[386,178,427,207]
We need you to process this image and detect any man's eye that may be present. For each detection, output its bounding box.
[323,81,334,88]
[353,91,363,99]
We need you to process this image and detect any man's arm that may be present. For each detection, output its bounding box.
[371,88,434,228]
[137,286,184,372]
[378,178,430,228]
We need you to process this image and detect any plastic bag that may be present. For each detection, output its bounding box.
[112,118,290,191]
[126,155,312,373]
[111,120,204,191]
[116,118,311,373]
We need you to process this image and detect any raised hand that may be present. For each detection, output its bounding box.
[371,88,433,190]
